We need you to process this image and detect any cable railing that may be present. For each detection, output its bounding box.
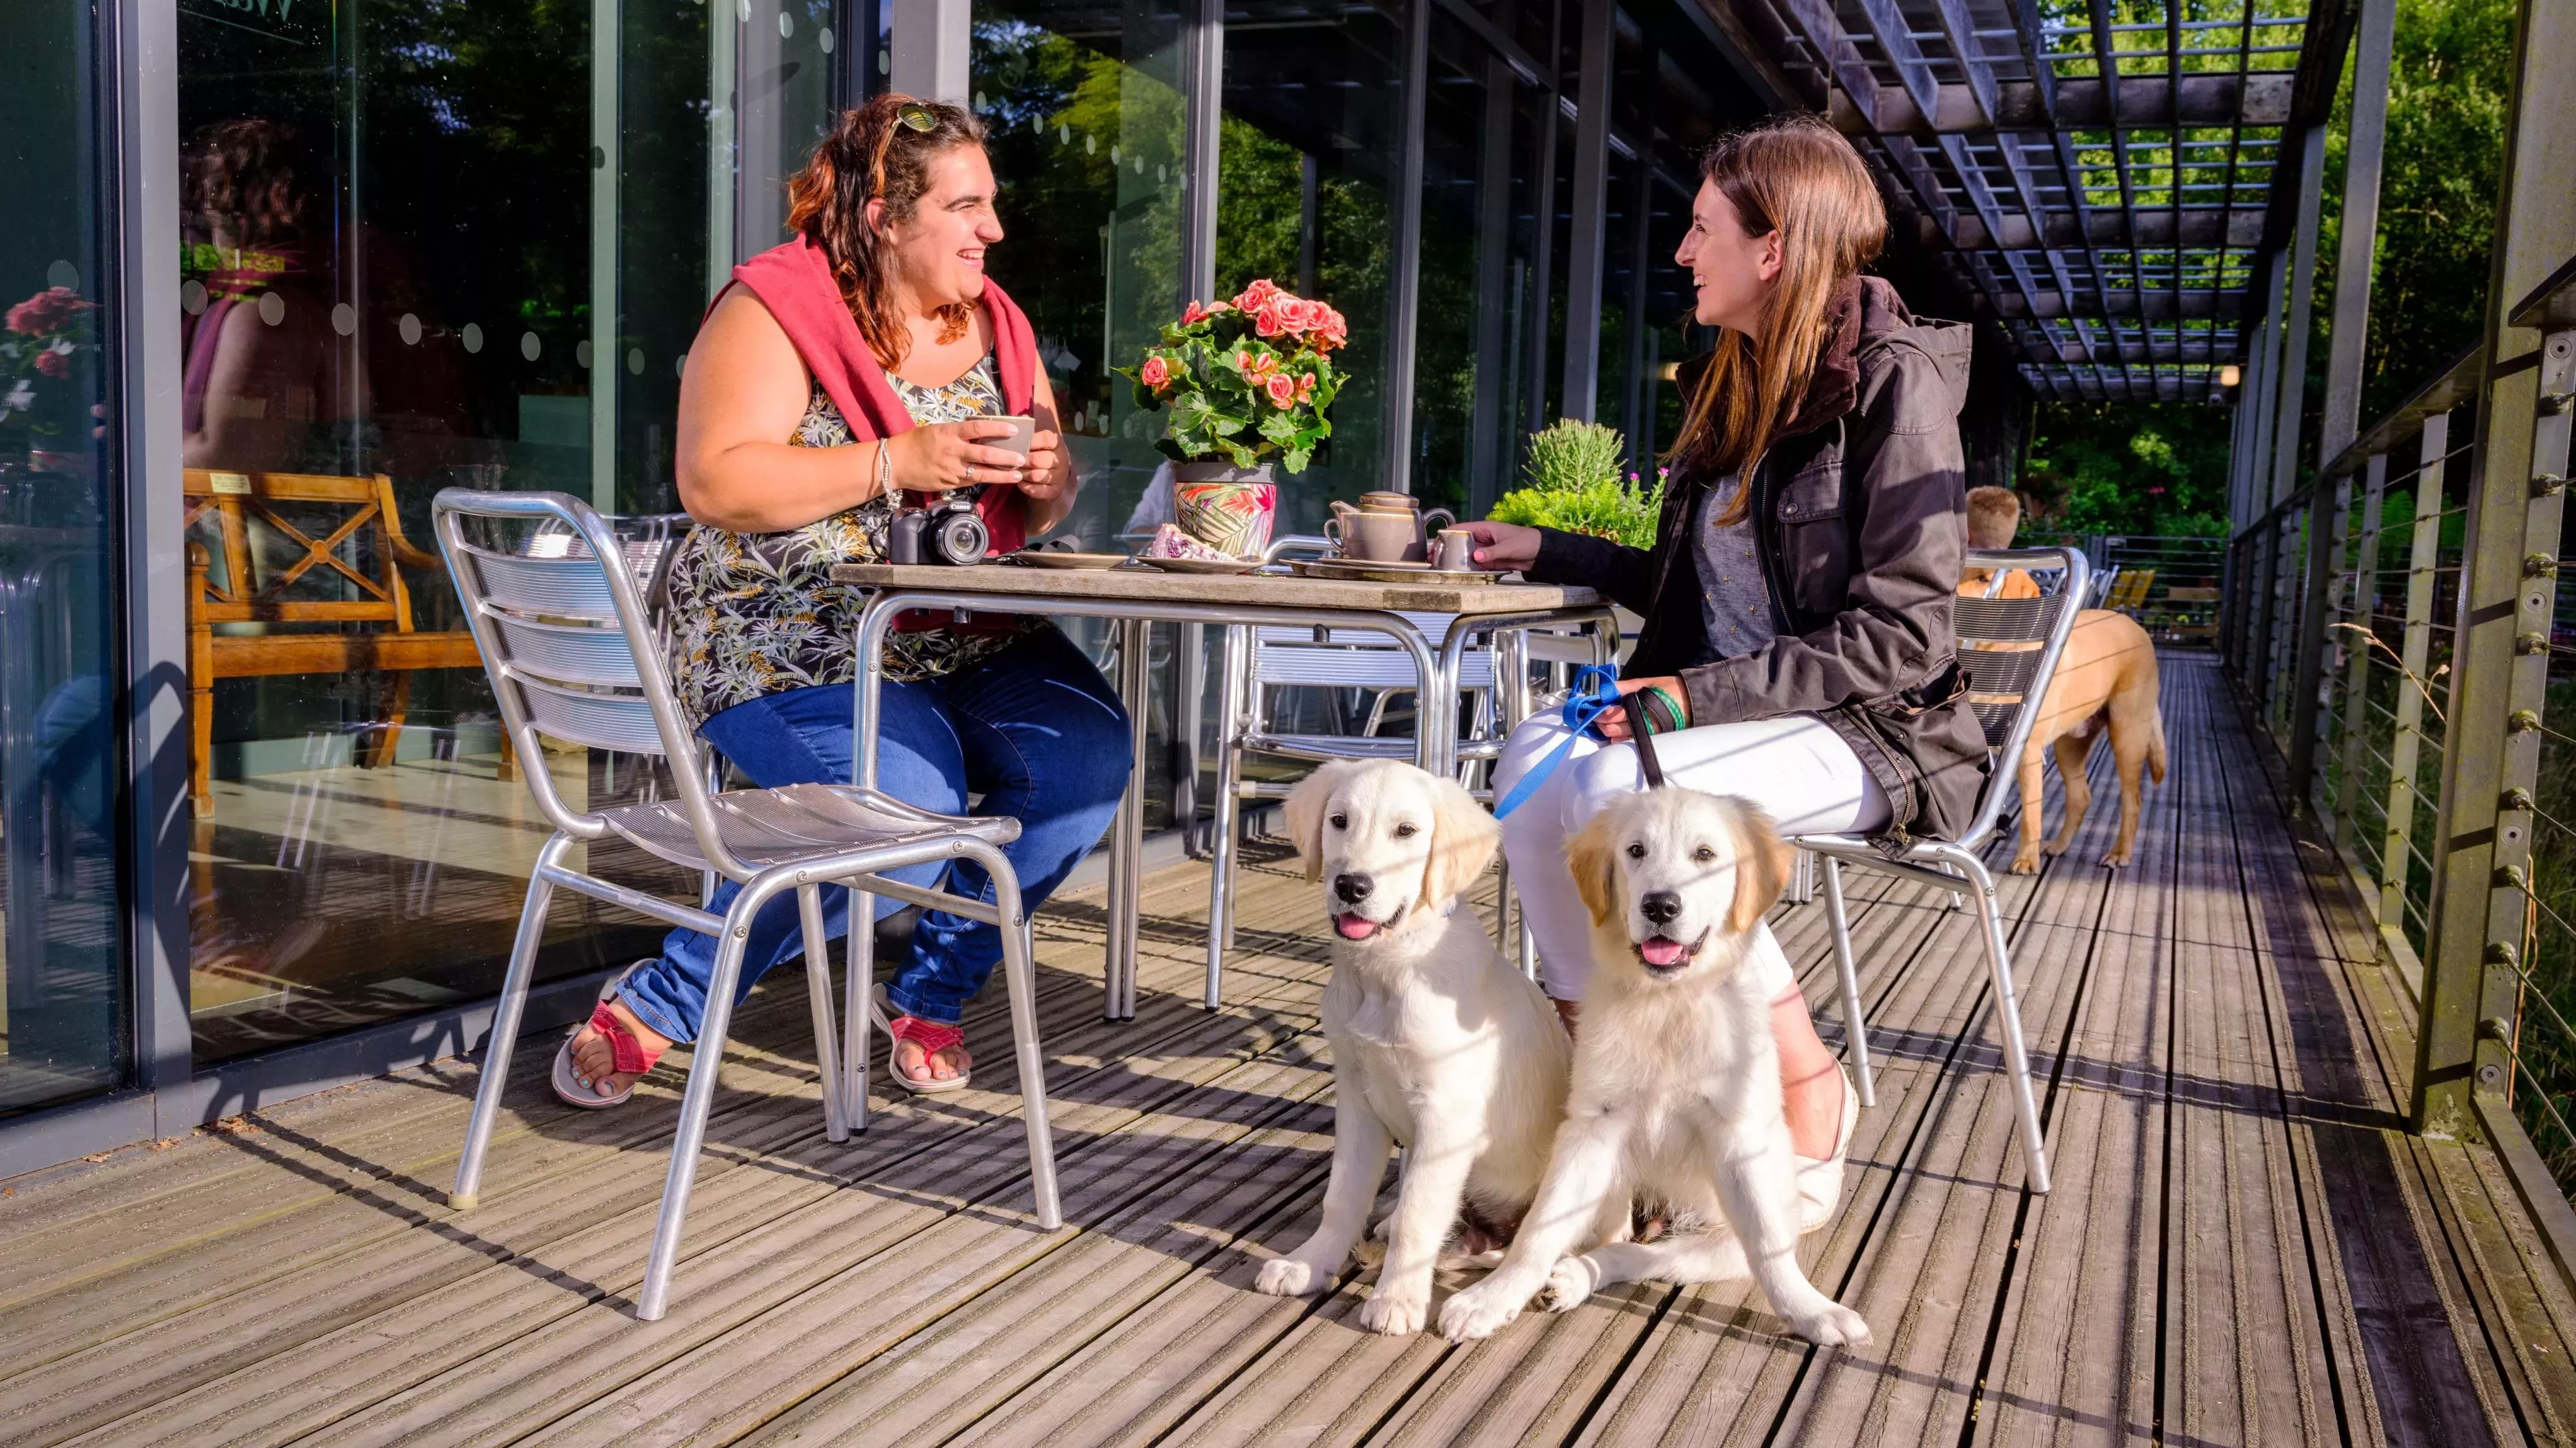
[2223,266,2576,1203]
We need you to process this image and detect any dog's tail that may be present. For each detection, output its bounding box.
[2147,706,2169,784]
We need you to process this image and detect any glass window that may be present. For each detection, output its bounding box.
[970,0,1188,826]
[1217,0,1403,536]
[0,0,126,1117]
[1412,8,1554,519]
[170,0,795,1060]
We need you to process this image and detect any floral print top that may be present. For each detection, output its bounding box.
[663,353,1040,725]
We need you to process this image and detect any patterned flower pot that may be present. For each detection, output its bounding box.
[1171,461,1278,559]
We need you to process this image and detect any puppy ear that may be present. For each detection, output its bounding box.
[1416,775,1503,912]
[1725,800,1795,935]
[1284,763,1348,885]
[1567,813,1622,927]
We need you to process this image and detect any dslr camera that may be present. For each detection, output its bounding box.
[888,495,990,566]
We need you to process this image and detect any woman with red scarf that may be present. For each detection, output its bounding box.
[558,96,1129,1105]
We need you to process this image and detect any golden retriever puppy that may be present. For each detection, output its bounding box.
[1255,760,1574,1335]
[1437,788,1870,1347]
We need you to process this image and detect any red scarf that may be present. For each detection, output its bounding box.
[724,236,1037,554]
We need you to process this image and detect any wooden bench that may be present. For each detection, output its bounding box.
[183,469,505,814]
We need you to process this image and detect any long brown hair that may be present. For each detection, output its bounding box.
[1670,115,1887,523]
[784,93,987,367]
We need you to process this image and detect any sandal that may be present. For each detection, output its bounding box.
[1795,1064,1862,1233]
[869,985,972,1093]
[551,963,666,1108]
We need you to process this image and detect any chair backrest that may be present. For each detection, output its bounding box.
[1950,545,2091,849]
[183,469,439,632]
[1251,611,1497,691]
[432,490,748,873]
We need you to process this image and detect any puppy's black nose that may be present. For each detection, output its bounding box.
[1640,890,1682,925]
[1333,873,1374,904]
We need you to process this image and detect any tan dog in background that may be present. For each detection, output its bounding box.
[1958,486,2168,873]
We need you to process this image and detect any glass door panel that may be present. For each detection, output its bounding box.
[173,0,729,1060]
[0,0,126,1117]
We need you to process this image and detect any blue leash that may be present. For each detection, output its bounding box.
[1492,664,1623,820]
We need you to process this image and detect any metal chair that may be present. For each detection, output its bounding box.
[433,490,1060,1321]
[1790,545,2091,1198]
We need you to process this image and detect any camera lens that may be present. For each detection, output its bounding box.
[934,509,990,565]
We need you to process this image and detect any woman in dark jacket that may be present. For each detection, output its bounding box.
[1463,115,1985,1231]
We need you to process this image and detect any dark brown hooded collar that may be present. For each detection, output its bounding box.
[1774,275,1866,444]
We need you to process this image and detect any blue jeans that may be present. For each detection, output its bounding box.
[615,626,1130,1037]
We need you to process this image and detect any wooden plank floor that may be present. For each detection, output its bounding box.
[6,652,2575,1446]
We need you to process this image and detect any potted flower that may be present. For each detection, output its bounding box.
[1488,418,1665,549]
[1120,280,1346,557]
[0,285,101,478]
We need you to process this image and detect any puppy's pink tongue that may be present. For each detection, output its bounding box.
[1335,914,1379,940]
[1638,936,1688,967]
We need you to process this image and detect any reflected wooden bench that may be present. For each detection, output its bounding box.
[183,468,505,814]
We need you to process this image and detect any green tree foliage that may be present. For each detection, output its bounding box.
[2316,0,2514,425]
[2021,402,2233,536]
[2023,0,2511,529]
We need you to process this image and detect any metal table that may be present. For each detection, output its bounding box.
[830,561,1611,1018]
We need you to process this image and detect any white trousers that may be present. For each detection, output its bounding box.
[1493,709,1891,1002]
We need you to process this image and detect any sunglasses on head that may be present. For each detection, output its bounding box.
[896,102,938,133]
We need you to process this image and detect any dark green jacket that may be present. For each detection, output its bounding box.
[1526,276,1989,843]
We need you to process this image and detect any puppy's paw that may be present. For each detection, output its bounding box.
[2008,849,2041,876]
[1255,1255,1329,1297]
[2102,847,2133,868]
[1781,1299,1871,1347]
[1438,1280,1524,1342]
[1358,1284,1430,1335]
[1537,1255,1601,1313]
[1348,1236,1386,1268]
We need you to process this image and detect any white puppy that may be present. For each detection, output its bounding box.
[1437,788,1871,1347]
[1255,759,1575,1335]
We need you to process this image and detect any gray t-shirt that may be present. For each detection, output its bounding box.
[1692,472,1776,658]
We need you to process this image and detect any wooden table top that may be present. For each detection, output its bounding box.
[827,561,1604,616]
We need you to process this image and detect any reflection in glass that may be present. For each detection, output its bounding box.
[0,0,125,1116]
[972,0,1187,827]
[174,0,713,1061]
[1217,0,1400,535]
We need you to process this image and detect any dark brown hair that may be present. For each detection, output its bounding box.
[1670,115,1887,523]
[785,93,988,367]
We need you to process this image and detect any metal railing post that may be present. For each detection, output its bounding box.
[2381,413,2449,934]
[2334,452,2389,855]
[2289,476,2342,810]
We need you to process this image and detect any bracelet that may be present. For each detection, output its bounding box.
[874,438,894,499]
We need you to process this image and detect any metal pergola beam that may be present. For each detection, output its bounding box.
[1829,73,2297,136]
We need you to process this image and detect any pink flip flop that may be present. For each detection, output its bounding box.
[553,968,666,1108]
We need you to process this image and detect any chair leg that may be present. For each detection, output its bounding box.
[452,832,571,1210]
[1819,856,1875,1108]
[979,844,1062,1231]
[1940,847,2051,1195]
[843,887,875,1132]
[797,884,849,1144]
[637,880,764,1321]
[1205,625,1248,1010]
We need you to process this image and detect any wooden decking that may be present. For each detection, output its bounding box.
[6,653,2576,1445]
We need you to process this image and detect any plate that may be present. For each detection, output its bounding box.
[1290,558,1508,585]
[1010,549,1129,570]
[1137,554,1263,575]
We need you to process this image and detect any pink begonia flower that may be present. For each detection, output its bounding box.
[35,349,69,379]
[1297,371,1316,396]
[1141,355,1170,388]
[1180,301,1207,325]
[1255,302,1288,339]
[8,287,93,336]
[1234,279,1279,313]
[1265,374,1296,408]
